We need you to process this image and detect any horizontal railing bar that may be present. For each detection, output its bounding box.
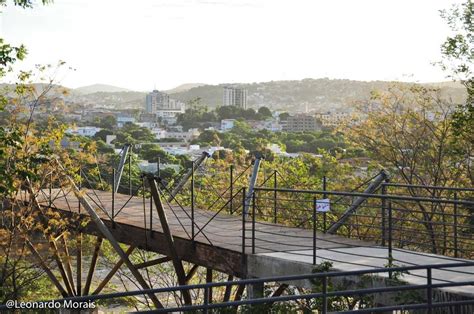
[254,187,474,205]
[382,183,474,192]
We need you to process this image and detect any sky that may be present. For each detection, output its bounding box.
[0,0,465,91]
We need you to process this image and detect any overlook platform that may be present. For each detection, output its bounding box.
[40,188,474,298]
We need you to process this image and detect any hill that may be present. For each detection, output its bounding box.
[74,84,131,94]
[169,78,467,111]
[164,83,206,94]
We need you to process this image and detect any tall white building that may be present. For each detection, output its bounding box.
[145,90,185,121]
[223,86,247,109]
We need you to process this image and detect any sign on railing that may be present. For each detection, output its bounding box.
[315,198,330,212]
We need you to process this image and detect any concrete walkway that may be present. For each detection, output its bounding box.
[248,246,474,296]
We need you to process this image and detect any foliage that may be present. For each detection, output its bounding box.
[346,84,473,255]
[439,0,474,157]
[192,121,352,156]
[177,103,274,131]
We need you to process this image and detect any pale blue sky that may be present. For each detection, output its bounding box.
[0,0,464,91]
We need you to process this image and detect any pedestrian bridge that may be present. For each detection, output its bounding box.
[10,155,474,312]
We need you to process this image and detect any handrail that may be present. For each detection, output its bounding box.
[254,187,474,206]
[5,261,473,312]
[382,183,474,192]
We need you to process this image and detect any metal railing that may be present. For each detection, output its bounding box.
[3,262,473,313]
[248,186,474,263]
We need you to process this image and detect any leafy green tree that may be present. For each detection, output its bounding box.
[278,112,290,121]
[258,106,272,118]
[93,128,114,142]
[99,115,117,129]
[138,143,177,164]
[439,0,474,148]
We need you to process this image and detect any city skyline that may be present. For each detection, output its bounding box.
[1,0,465,91]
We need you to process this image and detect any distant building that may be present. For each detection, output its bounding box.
[248,119,281,132]
[223,86,247,109]
[117,113,136,127]
[221,119,236,131]
[145,90,185,122]
[154,128,200,142]
[316,111,351,128]
[281,114,321,132]
[66,126,101,137]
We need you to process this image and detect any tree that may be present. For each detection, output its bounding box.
[279,112,290,121]
[98,115,117,129]
[347,85,472,253]
[258,106,272,118]
[439,0,474,146]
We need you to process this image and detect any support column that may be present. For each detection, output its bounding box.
[247,281,264,299]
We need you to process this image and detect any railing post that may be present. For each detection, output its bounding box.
[454,192,458,258]
[273,170,277,224]
[322,176,327,232]
[230,165,234,214]
[252,191,256,254]
[427,267,433,314]
[322,276,328,314]
[191,160,195,241]
[128,145,132,196]
[157,157,161,178]
[203,286,209,314]
[381,183,386,246]
[388,200,393,278]
[149,184,153,238]
[112,168,116,228]
[313,196,317,265]
[49,172,53,207]
[242,188,247,268]
[78,166,81,214]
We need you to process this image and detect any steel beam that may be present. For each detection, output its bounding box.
[148,176,193,305]
[76,233,82,296]
[114,144,131,193]
[92,245,136,295]
[234,284,245,301]
[83,237,102,296]
[206,268,213,304]
[185,264,199,283]
[26,239,68,298]
[168,152,210,202]
[271,283,288,297]
[60,235,77,296]
[135,256,172,269]
[244,157,263,215]
[327,170,389,234]
[223,275,234,302]
[50,239,75,296]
